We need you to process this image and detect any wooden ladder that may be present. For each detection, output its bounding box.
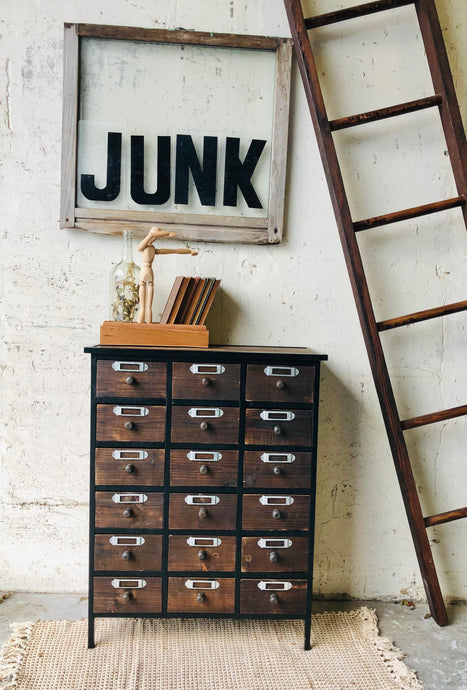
[284,0,467,626]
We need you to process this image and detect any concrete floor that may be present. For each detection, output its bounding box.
[0,593,466,689]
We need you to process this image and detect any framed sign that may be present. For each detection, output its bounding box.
[61,24,292,244]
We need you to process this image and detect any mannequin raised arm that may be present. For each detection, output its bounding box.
[136,227,198,323]
[137,227,175,253]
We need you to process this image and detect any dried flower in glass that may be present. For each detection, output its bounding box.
[109,230,140,321]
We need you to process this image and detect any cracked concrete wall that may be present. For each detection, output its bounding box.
[1,0,466,599]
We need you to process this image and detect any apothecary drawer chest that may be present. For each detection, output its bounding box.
[85,345,327,649]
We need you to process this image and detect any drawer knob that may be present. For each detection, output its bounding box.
[197,549,207,561]
[199,464,209,475]
[273,465,283,476]
[269,550,279,563]
[125,464,135,474]
[272,508,282,520]
[122,507,134,518]
[202,377,211,386]
[125,376,135,385]
[122,550,132,561]
[273,425,282,436]
[200,421,209,431]
[269,593,279,605]
[121,590,132,603]
[124,421,135,431]
[198,506,208,520]
[196,592,206,603]
[276,379,285,390]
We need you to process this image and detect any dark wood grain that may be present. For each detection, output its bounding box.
[169,493,237,530]
[75,23,283,51]
[283,0,462,627]
[240,579,307,614]
[95,491,164,529]
[171,406,239,444]
[401,404,467,430]
[245,364,314,403]
[241,537,308,572]
[172,362,241,400]
[168,535,236,572]
[94,534,163,571]
[377,300,467,332]
[242,494,310,531]
[93,577,162,614]
[415,0,467,227]
[96,360,166,398]
[96,404,166,443]
[170,449,238,487]
[424,506,467,528]
[304,0,413,28]
[330,95,443,131]
[167,577,235,613]
[95,448,165,486]
[243,450,311,488]
[244,409,312,446]
[353,197,465,232]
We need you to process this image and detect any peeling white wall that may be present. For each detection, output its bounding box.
[1,0,466,600]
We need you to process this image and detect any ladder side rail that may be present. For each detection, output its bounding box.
[284,0,448,625]
[416,0,467,225]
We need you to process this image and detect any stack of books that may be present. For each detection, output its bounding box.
[160,276,221,325]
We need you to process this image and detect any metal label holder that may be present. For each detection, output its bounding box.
[112,361,148,372]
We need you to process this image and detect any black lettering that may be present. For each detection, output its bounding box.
[223,137,266,209]
[175,135,217,206]
[80,132,122,201]
[130,135,171,205]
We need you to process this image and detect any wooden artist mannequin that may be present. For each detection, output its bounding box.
[137,227,198,323]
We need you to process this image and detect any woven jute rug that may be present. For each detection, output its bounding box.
[1,608,426,690]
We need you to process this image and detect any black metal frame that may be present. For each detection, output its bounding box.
[85,345,327,650]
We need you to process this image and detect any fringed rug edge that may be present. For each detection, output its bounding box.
[357,607,427,690]
[0,609,428,690]
[0,622,35,690]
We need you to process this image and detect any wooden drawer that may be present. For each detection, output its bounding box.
[171,405,239,444]
[245,364,314,403]
[95,448,165,486]
[244,408,312,446]
[94,534,163,571]
[169,493,237,530]
[167,577,235,613]
[96,360,166,398]
[96,404,165,443]
[93,576,162,614]
[168,535,236,572]
[243,451,311,488]
[241,536,308,572]
[240,579,307,614]
[95,491,164,529]
[170,449,238,487]
[172,362,240,400]
[242,494,310,531]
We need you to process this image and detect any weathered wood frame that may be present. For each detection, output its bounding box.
[60,23,293,244]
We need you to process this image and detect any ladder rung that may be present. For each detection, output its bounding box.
[401,404,467,431]
[305,0,414,29]
[329,95,442,131]
[377,300,467,332]
[353,196,466,232]
[424,507,467,528]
